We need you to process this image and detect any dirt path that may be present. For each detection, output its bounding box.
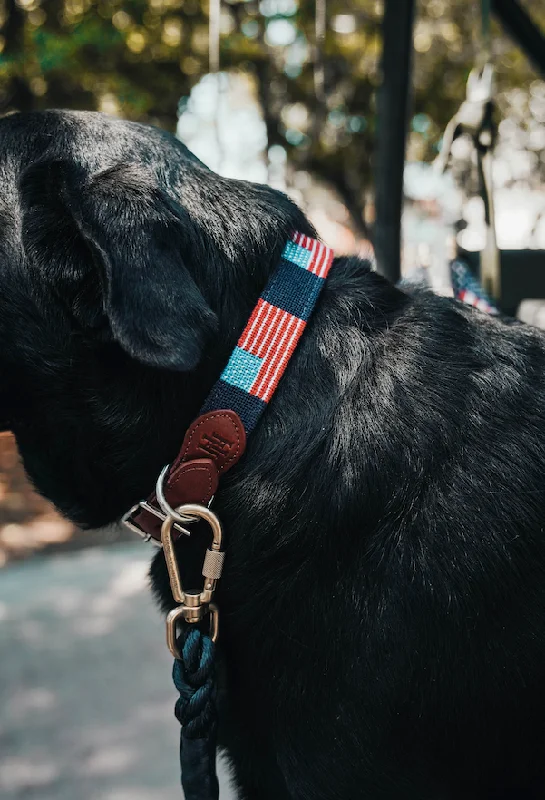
[0,544,234,799]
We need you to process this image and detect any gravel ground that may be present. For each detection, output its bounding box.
[0,544,235,799]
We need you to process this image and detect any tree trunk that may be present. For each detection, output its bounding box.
[374,0,415,283]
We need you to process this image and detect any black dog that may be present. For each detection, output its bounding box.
[1,110,545,799]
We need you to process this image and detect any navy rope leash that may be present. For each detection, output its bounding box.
[173,628,219,800]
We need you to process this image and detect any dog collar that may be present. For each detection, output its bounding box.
[123,231,334,542]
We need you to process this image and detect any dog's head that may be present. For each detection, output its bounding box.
[0,110,310,526]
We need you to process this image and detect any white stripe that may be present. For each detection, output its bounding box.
[253,311,293,397]
[307,237,318,273]
[258,314,298,401]
[256,305,282,357]
[320,247,333,278]
[318,246,333,278]
[263,318,304,402]
[250,302,275,355]
[311,241,323,275]
[318,244,332,277]
[313,242,326,276]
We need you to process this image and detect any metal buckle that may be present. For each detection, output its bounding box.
[121,462,216,543]
[121,500,191,542]
[122,462,198,541]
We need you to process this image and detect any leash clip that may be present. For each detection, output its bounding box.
[162,504,224,657]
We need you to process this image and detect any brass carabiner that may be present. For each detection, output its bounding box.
[161,504,224,658]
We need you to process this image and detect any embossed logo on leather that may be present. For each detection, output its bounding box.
[178,410,246,474]
[198,431,234,459]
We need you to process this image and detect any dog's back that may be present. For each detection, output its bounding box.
[204,272,545,798]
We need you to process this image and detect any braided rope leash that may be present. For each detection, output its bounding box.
[173,628,219,800]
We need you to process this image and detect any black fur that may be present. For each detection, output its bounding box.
[1,110,545,799]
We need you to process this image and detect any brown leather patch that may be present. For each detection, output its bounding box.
[132,458,219,541]
[128,411,245,542]
[175,410,246,474]
[163,457,219,507]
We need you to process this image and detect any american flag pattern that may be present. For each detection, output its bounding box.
[450,258,499,316]
[201,232,334,434]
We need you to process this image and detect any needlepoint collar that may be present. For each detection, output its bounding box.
[123,231,334,542]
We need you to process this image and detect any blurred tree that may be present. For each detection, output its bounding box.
[0,0,543,234]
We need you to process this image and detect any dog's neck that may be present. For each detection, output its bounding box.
[16,201,320,530]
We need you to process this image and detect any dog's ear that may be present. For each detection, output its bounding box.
[20,160,218,371]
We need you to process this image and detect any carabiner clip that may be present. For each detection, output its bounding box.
[161,504,224,658]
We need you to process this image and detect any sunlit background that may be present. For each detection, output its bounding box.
[0,0,544,796]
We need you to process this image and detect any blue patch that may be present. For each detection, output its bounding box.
[221,347,262,392]
[261,259,323,321]
[283,240,313,270]
[201,381,266,434]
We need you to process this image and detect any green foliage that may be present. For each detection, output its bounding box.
[0,0,543,231]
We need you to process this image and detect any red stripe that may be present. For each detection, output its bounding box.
[240,299,268,353]
[262,317,306,402]
[254,303,277,356]
[238,300,264,350]
[255,305,283,357]
[314,244,326,277]
[245,300,271,354]
[239,302,259,350]
[318,246,334,279]
[254,312,297,401]
[307,238,319,274]
[251,310,295,399]
[319,244,331,277]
